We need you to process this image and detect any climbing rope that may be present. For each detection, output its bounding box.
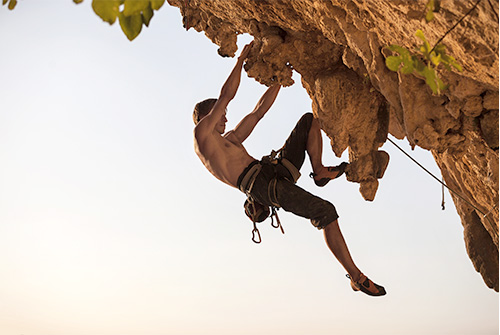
[387,137,497,234]
[441,178,446,210]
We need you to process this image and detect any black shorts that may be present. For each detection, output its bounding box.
[237,113,339,229]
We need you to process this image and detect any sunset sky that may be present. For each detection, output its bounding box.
[0,1,498,334]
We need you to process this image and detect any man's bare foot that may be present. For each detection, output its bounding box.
[309,162,348,187]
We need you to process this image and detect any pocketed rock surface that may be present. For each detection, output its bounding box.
[168,0,499,291]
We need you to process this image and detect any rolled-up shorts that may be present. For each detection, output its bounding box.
[237,113,339,229]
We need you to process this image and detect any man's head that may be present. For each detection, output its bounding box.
[193,98,217,125]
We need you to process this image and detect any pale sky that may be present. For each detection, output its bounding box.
[0,1,498,335]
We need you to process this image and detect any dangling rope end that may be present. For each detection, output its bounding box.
[441,178,446,210]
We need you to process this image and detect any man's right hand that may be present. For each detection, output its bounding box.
[238,41,254,61]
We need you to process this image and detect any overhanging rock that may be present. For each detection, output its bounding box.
[168,0,499,291]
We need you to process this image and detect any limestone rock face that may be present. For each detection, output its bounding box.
[168,0,499,290]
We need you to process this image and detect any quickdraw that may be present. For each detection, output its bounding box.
[250,206,284,244]
[246,189,285,244]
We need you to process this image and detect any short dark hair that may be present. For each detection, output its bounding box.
[193,98,217,124]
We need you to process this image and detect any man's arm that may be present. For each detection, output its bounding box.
[229,84,281,143]
[196,42,253,134]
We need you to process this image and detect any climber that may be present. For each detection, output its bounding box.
[192,41,386,297]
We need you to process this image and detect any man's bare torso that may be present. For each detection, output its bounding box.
[194,129,256,188]
[192,42,277,189]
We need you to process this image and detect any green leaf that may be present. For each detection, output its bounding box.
[430,52,441,66]
[388,45,410,56]
[142,4,154,27]
[425,11,434,22]
[438,78,448,92]
[415,29,426,42]
[424,41,431,54]
[150,0,165,10]
[421,66,447,94]
[441,54,462,72]
[415,30,432,59]
[440,54,452,64]
[385,56,403,72]
[123,0,149,16]
[2,0,8,5]
[413,57,426,72]
[73,0,84,4]
[425,0,435,22]
[118,12,143,41]
[451,62,463,72]
[400,60,414,74]
[92,0,121,25]
[442,63,452,71]
[421,42,431,59]
[422,67,439,94]
[7,0,16,10]
[434,43,446,55]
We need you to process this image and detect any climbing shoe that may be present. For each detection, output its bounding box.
[346,273,386,297]
[309,162,349,187]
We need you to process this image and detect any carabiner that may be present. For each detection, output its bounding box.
[252,227,261,244]
[271,213,278,228]
[271,208,285,234]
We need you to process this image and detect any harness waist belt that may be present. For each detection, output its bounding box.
[238,161,262,193]
[238,156,302,194]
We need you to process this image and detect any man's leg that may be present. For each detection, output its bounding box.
[280,113,344,179]
[306,117,344,181]
[279,113,313,170]
[277,116,385,296]
[323,220,386,296]
[275,181,359,278]
[323,219,361,280]
[274,179,385,296]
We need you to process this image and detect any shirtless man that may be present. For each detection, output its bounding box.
[193,42,386,296]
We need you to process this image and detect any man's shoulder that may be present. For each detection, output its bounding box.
[193,122,210,140]
[194,125,221,148]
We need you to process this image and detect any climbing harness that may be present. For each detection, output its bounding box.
[239,150,298,244]
[387,137,497,235]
